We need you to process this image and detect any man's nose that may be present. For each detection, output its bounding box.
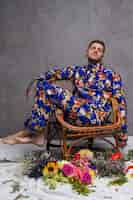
[93,50,98,54]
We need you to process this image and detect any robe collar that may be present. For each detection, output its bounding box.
[87,59,104,71]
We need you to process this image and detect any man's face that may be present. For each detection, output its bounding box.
[87,42,104,62]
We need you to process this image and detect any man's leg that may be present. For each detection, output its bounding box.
[0,129,45,145]
[0,81,52,144]
[0,129,30,144]
[0,80,73,144]
[0,80,110,144]
[64,98,110,127]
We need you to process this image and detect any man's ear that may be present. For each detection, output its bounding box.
[85,48,89,58]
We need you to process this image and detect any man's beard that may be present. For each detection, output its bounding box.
[88,57,102,65]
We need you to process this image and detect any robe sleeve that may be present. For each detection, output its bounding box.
[26,65,76,97]
[112,71,128,134]
[40,65,76,81]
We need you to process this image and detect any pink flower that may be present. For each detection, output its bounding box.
[73,167,83,180]
[73,167,92,184]
[62,163,75,177]
[80,159,89,169]
[80,171,92,185]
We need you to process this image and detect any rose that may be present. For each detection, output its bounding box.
[72,153,80,162]
[57,160,70,169]
[73,167,83,180]
[62,163,75,177]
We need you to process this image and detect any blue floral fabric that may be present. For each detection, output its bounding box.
[24,63,128,146]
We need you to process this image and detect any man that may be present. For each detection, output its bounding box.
[0,40,128,147]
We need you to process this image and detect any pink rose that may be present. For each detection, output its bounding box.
[73,167,83,180]
[62,163,75,177]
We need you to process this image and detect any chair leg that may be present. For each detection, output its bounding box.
[62,128,71,160]
[97,136,119,152]
[46,121,61,152]
[46,124,50,152]
[87,138,94,149]
[61,128,66,159]
[63,138,68,160]
[114,136,120,151]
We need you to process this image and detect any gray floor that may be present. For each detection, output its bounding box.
[0,136,132,161]
[0,137,132,200]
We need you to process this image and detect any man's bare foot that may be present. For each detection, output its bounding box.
[0,138,5,144]
[0,129,31,145]
[10,129,30,138]
[0,136,21,144]
[16,133,45,145]
[0,133,45,146]
[0,128,46,146]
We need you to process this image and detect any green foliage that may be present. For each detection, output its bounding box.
[94,159,125,177]
[13,194,29,200]
[72,181,95,195]
[10,181,21,193]
[92,149,125,178]
[108,175,128,186]
[124,150,133,161]
[42,172,95,195]
[2,179,21,194]
[92,149,133,178]
[43,172,69,190]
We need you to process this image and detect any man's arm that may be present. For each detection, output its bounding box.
[40,65,76,82]
[26,65,76,97]
[112,71,128,134]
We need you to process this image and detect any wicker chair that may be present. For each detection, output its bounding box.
[46,80,122,160]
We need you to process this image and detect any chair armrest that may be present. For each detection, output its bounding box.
[109,97,119,123]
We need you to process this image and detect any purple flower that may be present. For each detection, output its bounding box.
[89,163,97,170]
[81,171,92,184]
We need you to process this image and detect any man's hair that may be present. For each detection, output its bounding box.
[88,40,106,53]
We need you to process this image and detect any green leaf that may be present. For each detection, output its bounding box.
[107,175,128,186]
[71,180,95,195]
[49,179,57,190]
[9,181,20,193]
[14,194,29,200]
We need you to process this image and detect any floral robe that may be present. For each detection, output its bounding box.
[24,63,128,147]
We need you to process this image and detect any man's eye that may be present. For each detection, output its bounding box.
[98,48,102,52]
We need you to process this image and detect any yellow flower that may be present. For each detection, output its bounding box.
[129,173,133,178]
[42,161,59,175]
[79,149,94,160]
[126,173,133,179]
[89,169,96,180]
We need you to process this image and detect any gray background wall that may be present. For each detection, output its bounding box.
[0,0,132,136]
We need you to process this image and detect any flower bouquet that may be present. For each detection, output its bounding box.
[22,148,133,195]
[42,149,96,195]
[22,149,96,195]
